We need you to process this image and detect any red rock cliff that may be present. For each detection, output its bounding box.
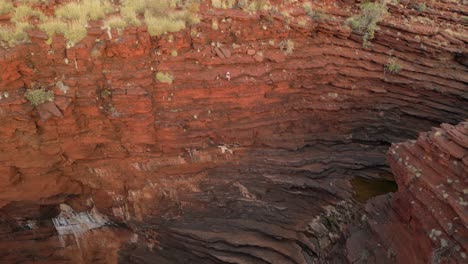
[0,0,467,263]
[346,121,467,263]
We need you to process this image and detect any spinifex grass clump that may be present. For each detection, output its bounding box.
[0,0,13,15]
[139,0,200,37]
[0,25,30,47]
[55,0,113,22]
[0,3,46,47]
[51,0,114,46]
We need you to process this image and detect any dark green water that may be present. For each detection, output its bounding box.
[351,177,398,203]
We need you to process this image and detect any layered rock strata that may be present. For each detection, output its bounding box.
[0,0,466,263]
[347,121,467,264]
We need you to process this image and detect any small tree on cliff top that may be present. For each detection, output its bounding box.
[347,2,388,47]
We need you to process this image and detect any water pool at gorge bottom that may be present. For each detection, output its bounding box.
[351,177,398,203]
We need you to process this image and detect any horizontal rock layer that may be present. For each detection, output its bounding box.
[0,0,466,263]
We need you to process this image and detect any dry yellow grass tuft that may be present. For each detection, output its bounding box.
[211,0,236,9]
[83,0,113,20]
[142,0,200,37]
[103,15,127,37]
[55,2,85,21]
[38,18,88,46]
[63,21,87,45]
[104,16,127,30]
[39,19,67,37]
[0,26,27,47]
[55,0,114,22]
[0,0,13,15]
[145,13,186,37]
[240,0,271,12]
[11,5,46,23]
[38,19,67,43]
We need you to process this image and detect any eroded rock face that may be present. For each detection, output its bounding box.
[0,0,466,263]
[388,122,467,263]
[347,122,467,264]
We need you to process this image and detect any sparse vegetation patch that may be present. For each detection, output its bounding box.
[240,0,271,13]
[24,88,55,106]
[156,72,174,84]
[0,0,202,47]
[302,2,328,21]
[11,5,45,23]
[0,0,323,48]
[385,58,402,74]
[347,2,388,46]
[0,24,31,47]
[103,16,127,33]
[414,3,427,12]
[55,0,113,22]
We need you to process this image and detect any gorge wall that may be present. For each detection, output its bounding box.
[347,121,468,264]
[0,0,466,263]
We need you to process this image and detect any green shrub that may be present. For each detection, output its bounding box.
[156,72,174,84]
[347,2,388,46]
[24,88,55,106]
[414,3,427,12]
[385,58,402,74]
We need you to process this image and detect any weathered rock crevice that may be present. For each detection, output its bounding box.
[0,0,466,263]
